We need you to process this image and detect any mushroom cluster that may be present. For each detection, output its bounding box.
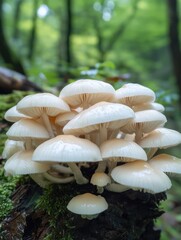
[3,79,181,219]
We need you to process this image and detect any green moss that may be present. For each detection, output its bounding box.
[36,184,75,240]
[0,168,20,221]
[0,91,32,121]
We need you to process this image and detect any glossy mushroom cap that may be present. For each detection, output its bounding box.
[149,154,181,175]
[121,110,167,134]
[91,172,111,187]
[100,139,147,162]
[59,79,115,108]
[32,135,102,163]
[6,119,50,141]
[67,193,108,218]
[17,93,70,118]
[115,83,155,106]
[4,106,30,122]
[111,160,172,193]
[4,150,50,176]
[63,102,134,135]
[138,128,181,149]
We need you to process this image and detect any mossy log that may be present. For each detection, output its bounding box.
[0,178,166,240]
[0,67,43,93]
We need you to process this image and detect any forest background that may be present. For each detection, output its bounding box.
[0,0,181,239]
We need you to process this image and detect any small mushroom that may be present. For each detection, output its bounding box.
[111,160,172,194]
[115,83,155,107]
[138,128,181,159]
[17,93,70,137]
[59,79,115,109]
[4,150,50,176]
[149,154,181,176]
[4,105,30,122]
[121,110,167,142]
[6,118,50,150]
[133,102,165,112]
[2,139,24,159]
[90,172,111,193]
[67,193,108,220]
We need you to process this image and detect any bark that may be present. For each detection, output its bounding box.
[167,0,181,104]
[0,0,25,74]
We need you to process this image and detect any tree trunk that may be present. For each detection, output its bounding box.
[167,0,181,104]
[28,0,39,61]
[13,0,23,40]
[0,0,25,74]
[58,0,73,65]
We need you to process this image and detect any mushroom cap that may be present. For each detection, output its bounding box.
[63,102,135,135]
[17,93,70,118]
[115,83,155,106]
[32,135,102,163]
[111,160,172,193]
[121,110,167,134]
[55,111,78,127]
[149,154,181,175]
[91,172,111,187]
[138,128,181,149]
[67,193,108,215]
[100,139,147,162]
[4,106,30,122]
[133,102,165,112]
[2,139,25,159]
[59,79,115,108]
[6,119,50,141]
[4,150,50,176]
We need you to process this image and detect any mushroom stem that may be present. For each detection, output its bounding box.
[135,129,143,143]
[96,127,107,173]
[41,112,54,138]
[68,162,88,184]
[108,129,120,139]
[51,164,73,174]
[147,148,158,159]
[25,139,32,150]
[107,160,117,175]
[30,173,51,188]
[43,172,75,183]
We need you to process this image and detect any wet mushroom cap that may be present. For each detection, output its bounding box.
[133,102,165,112]
[59,79,115,108]
[32,135,102,163]
[67,193,108,215]
[4,106,30,122]
[4,150,50,176]
[138,128,181,149]
[6,118,50,141]
[115,83,155,106]
[55,111,78,127]
[91,172,111,187]
[2,139,25,159]
[111,160,172,193]
[149,154,181,175]
[63,102,135,135]
[121,110,167,134]
[100,139,147,162]
[17,93,70,118]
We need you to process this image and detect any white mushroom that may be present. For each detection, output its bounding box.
[90,172,111,193]
[111,160,172,194]
[67,193,108,220]
[32,135,102,184]
[59,79,115,109]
